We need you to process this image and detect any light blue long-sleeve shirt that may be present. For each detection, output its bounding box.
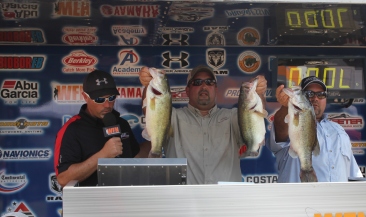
[267,114,363,183]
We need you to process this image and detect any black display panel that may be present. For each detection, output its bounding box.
[270,4,365,45]
[275,57,365,101]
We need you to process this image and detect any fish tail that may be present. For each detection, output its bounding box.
[148,151,162,158]
[300,169,318,182]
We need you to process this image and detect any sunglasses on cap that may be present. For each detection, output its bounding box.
[84,92,117,104]
[190,79,216,86]
[303,90,327,99]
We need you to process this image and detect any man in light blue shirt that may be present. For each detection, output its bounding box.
[267,76,363,182]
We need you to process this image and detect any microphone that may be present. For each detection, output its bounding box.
[102,113,123,157]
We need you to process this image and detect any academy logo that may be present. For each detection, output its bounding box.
[0,170,27,193]
[171,87,188,103]
[0,118,49,135]
[237,27,260,46]
[46,174,63,202]
[162,51,189,68]
[54,0,91,17]
[162,34,189,46]
[206,31,225,46]
[238,51,261,74]
[207,48,225,69]
[62,26,98,45]
[62,50,97,73]
[112,49,141,76]
[0,55,45,70]
[1,2,40,19]
[1,201,36,217]
[100,4,159,18]
[0,80,39,105]
[0,148,51,160]
[52,82,84,104]
[112,25,146,45]
[0,29,45,44]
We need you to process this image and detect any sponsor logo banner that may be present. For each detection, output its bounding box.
[62,26,98,45]
[100,4,159,18]
[0,29,45,44]
[1,3,40,19]
[0,148,51,160]
[54,0,91,17]
[0,170,27,194]
[112,49,141,76]
[1,80,39,105]
[62,50,97,73]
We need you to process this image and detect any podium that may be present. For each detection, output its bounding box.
[62,181,366,217]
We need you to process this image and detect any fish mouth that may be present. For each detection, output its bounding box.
[293,103,302,112]
[249,103,257,111]
[152,86,163,95]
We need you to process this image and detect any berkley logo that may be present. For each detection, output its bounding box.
[62,34,98,45]
[62,50,97,67]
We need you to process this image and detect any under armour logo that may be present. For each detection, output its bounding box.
[162,52,189,67]
[96,78,108,86]
[162,34,189,45]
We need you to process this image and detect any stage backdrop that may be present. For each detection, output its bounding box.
[0,1,365,216]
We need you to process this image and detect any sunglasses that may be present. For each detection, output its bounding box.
[303,90,327,99]
[84,92,117,104]
[191,79,216,86]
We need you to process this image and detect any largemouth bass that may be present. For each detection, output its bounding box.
[142,68,172,158]
[238,78,268,158]
[283,86,320,182]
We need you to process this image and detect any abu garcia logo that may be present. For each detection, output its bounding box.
[0,80,39,105]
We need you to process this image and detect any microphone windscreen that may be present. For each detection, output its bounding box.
[102,113,117,127]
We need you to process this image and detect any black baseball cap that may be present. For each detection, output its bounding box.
[187,65,217,85]
[83,70,120,99]
[300,76,327,92]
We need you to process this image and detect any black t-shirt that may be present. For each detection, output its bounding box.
[54,104,140,186]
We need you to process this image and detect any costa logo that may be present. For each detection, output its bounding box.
[238,51,261,74]
[237,27,260,46]
[62,50,97,67]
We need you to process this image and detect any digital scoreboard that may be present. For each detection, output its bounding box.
[270,4,365,45]
[272,57,366,103]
